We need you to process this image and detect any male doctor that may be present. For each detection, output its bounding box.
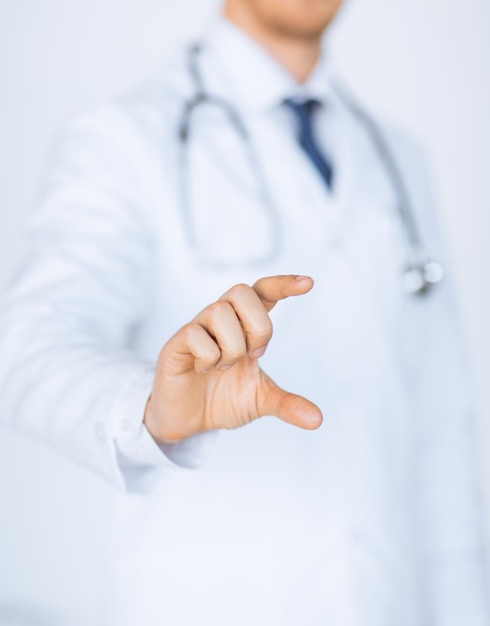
[0,0,488,624]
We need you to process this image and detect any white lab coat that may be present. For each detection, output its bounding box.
[0,17,487,626]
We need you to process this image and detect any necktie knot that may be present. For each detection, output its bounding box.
[284,97,322,136]
[284,97,321,117]
[284,97,334,189]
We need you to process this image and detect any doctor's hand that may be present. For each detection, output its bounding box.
[144,275,323,443]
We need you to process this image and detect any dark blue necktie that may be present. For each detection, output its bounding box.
[284,98,334,189]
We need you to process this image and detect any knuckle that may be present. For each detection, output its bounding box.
[182,322,202,339]
[209,300,232,316]
[228,283,251,299]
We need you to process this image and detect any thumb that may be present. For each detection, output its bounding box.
[259,374,323,430]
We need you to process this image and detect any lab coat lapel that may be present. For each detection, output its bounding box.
[255,115,342,242]
[181,105,278,269]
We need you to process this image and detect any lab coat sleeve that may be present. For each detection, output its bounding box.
[0,105,204,492]
[395,140,489,624]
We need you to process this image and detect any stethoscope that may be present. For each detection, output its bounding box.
[178,43,444,296]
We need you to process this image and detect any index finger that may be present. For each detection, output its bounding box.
[252,275,314,312]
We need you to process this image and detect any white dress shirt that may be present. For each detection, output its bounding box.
[0,15,487,626]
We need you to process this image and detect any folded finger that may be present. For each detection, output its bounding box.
[164,323,221,374]
[219,283,273,357]
[193,301,247,369]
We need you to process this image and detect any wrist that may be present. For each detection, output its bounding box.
[143,395,196,445]
[143,395,164,443]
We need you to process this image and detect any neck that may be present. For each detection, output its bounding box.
[223,4,322,84]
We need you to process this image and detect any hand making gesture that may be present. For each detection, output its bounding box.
[144,275,323,443]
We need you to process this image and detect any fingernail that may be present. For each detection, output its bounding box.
[252,346,266,358]
[219,364,232,371]
[201,368,210,374]
[295,275,310,281]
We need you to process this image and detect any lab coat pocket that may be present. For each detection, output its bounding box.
[182,117,279,270]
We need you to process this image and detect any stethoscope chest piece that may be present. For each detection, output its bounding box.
[403,260,445,295]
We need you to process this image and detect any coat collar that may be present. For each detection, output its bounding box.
[201,15,337,116]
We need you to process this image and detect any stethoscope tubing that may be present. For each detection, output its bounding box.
[178,43,444,294]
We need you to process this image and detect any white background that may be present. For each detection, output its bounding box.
[0,0,489,623]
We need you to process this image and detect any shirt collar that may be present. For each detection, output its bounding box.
[202,15,336,115]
